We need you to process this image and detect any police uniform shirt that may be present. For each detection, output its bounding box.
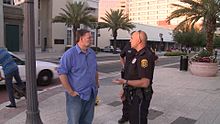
[127,47,155,85]
[120,43,136,63]
[147,46,158,62]
[120,43,136,80]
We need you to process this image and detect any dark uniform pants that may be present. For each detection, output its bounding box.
[128,91,153,124]
[121,68,129,119]
[122,99,129,119]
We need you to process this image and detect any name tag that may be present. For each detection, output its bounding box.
[132,58,137,64]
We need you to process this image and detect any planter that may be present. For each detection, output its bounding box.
[189,61,218,77]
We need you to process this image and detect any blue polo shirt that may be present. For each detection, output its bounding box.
[57,45,98,101]
[0,48,18,75]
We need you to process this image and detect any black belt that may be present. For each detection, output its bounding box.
[124,85,152,104]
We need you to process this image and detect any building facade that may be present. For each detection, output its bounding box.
[128,0,184,28]
[98,23,175,51]
[98,0,127,22]
[12,0,99,52]
[0,0,23,51]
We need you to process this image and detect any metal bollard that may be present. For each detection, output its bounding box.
[180,55,188,71]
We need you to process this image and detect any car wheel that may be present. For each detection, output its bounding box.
[37,70,53,86]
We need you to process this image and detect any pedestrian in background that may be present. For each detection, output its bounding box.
[57,29,99,124]
[0,48,25,108]
[113,30,155,124]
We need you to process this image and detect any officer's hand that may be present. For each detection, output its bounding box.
[119,90,125,101]
[112,79,125,85]
[69,91,79,97]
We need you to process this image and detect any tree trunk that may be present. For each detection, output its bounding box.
[205,19,216,55]
[73,26,78,45]
[113,30,117,54]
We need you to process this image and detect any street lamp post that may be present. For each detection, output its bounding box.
[159,33,163,53]
[23,0,43,123]
[95,22,99,54]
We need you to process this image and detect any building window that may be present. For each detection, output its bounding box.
[91,32,95,45]
[158,10,167,14]
[67,30,72,45]
[38,28,40,45]
[38,0,40,9]
[54,39,64,44]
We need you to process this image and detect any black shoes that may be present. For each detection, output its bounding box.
[6,104,16,108]
[118,117,128,124]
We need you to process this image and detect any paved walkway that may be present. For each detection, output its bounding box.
[13,51,122,60]
[13,51,166,60]
[1,66,220,124]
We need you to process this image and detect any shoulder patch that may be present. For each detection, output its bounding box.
[141,59,148,68]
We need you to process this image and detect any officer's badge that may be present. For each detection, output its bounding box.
[141,59,148,68]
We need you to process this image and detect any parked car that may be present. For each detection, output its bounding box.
[103,46,121,53]
[0,52,58,86]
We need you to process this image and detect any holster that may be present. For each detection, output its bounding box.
[123,85,135,104]
[121,68,125,79]
[124,85,153,104]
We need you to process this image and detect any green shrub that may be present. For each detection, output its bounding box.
[164,51,187,56]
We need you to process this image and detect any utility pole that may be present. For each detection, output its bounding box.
[23,0,43,123]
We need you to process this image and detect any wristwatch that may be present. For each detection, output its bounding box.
[125,80,128,85]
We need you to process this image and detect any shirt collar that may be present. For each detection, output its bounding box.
[75,44,91,54]
[136,48,145,56]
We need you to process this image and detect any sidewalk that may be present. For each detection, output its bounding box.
[13,51,121,60]
[1,67,220,124]
[13,51,165,60]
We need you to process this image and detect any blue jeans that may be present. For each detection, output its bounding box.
[65,92,96,124]
[5,69,24,105]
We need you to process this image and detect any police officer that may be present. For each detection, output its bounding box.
[118,42,136,124]
[113,30,155,124]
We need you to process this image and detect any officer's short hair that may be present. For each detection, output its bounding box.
[137,30,147,43]
[75,29,91,43]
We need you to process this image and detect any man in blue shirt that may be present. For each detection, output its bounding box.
[0,48,25,108]
[57,29,99,124]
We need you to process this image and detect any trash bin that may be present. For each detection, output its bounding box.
[180,55,188,71]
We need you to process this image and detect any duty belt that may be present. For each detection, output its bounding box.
[123,85,152,104]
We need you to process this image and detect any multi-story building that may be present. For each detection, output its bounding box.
[98,0,127,21]
[128,0,184,28]
[0,0,23,51]
[12,0,99,52]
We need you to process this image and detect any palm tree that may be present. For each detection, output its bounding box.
[167,0,220,54]
[100,9,135,54]
[52,1,96,45]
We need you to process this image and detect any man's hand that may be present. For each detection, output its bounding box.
[112,79,126,85]
[69,91,79,97]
